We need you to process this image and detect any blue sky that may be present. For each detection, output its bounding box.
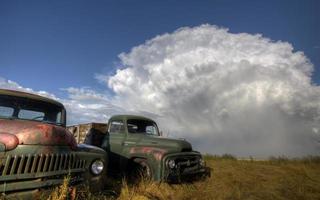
[0,0,319,97]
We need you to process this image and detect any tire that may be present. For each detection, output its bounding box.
[132,158,153,181]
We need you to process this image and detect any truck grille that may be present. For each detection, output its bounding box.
[176,156,199,171]
[0,153,86,178]
[165,155,202,182]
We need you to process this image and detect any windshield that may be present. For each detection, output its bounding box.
[127,119,159,136]
[0,94,65,126]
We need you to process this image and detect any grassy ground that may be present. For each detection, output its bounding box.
[49,155,320,200]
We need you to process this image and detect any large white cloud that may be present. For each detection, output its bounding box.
[105,24,320,157]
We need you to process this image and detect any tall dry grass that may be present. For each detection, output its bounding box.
[47,176,70,200]
[48,155,320,200]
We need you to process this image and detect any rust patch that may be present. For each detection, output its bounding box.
[130,147,167,160]
[0,119,77,149]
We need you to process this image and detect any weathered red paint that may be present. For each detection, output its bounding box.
[0,132,19,150]
[0,119,77,150]
[130,147,167,160]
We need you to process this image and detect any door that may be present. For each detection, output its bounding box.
[107,119,126,171]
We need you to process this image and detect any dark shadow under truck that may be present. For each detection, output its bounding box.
[0,89,107,199]
[72,115,210,182]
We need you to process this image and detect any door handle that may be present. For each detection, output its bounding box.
[122,141,136,146]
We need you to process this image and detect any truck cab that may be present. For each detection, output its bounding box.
[0,89,107,199]
[100,115,209,181]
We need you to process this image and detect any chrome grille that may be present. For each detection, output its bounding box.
[176,156,199,168]
[164,155,203,182]
[0,153,86,176]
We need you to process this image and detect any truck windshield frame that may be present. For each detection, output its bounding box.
[0,94,66,126]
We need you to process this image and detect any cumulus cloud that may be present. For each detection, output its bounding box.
[61,87,124,124]
[104,24,320,157]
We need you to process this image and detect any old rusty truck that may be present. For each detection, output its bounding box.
[0,89,107,199]
[69,115,210,182]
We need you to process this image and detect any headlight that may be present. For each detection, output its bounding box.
[91,160,104,175]
[199,158,205,167]
[167,159,176,169]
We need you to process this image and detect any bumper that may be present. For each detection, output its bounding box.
[166,166,211,182]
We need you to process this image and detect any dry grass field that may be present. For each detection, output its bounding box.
[48,155,320,200]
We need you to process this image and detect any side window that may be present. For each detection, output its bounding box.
[127,123,138,133]
[0,106,14,118]
[18,109,44,121]
[146,126,156,135]
[109,120,125,134]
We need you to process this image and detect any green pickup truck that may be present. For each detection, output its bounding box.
[83,115,210,182]
[0,89,107,199]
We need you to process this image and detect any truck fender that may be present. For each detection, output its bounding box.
[130,157,154,180]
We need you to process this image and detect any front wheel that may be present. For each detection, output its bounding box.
[132,158,153,181]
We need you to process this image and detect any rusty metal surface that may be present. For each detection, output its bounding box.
[0,132,19,151]
[0,119,77,150]
[129,147,168,161]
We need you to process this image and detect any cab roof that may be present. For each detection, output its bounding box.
[0,89,64,108]
[110,114,155,122]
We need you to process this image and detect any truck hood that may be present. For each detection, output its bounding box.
[138,135,192,152]
[0,119,77,149]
